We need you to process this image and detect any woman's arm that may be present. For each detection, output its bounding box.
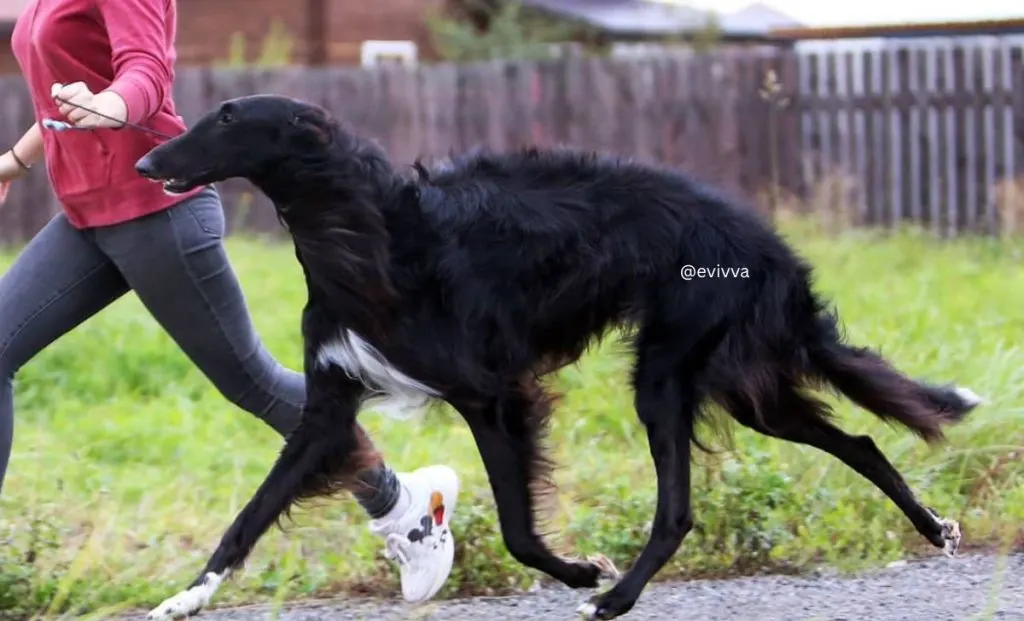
[97,0,172,124]
[54,0,171,127]
[0,122,44,178]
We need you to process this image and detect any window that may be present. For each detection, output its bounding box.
[360,40,418,67]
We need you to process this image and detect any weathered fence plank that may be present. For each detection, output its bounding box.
[896,49,913,226]
[970,46,988,232]
[1013,47,1024,179]
[912,48,933,232]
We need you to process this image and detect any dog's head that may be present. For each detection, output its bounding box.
[135,94,334,195]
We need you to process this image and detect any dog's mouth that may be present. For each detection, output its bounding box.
[158,178,196,195]
[141,169,216,195]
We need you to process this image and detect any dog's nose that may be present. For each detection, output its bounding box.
[134,155,156,178]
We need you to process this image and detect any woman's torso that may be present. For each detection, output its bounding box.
[11,0,203,228]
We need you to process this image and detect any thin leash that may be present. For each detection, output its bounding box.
[43,96,176,139]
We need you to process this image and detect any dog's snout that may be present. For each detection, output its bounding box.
[134,155,157,179]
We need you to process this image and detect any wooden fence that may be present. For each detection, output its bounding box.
[0,48,794,244]
[798,40,1024,235]
[0,40,1022,244]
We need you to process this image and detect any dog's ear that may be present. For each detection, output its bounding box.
[289,107,332,146]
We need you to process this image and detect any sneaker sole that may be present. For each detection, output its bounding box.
[418,524,456,602]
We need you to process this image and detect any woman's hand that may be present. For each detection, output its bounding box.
[51,82,128,129]
[0,150,29,205]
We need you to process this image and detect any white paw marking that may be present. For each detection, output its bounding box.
[316,329,437,419]
[146,572,224,620]
[572,555,619,619]
[938,517,962,558]
[576,601,599,619]
[954,386,985,407]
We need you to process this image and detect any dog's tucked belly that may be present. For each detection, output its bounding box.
[315,329,438,418]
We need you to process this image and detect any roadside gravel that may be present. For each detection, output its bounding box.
[140,552,1022,620]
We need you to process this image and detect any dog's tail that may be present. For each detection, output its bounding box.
[807,309,983,443]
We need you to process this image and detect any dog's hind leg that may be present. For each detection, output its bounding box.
[576,338,699,620]
[455,381,619,590]
[725,379,962,558]
[146,377,373,620]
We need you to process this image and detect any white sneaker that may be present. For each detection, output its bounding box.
[368,465,460,603]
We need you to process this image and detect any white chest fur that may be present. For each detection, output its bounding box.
[315,329,438,418]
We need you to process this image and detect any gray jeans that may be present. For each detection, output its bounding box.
[0,187,305,493]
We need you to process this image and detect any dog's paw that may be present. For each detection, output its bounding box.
[146,573,223,620]
[926,508,961,558]
[586,554,620,588]
[576,589,635,620]
[577,600,601,620]
[938,517,962,557]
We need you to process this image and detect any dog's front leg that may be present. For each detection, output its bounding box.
[146,373,366,620]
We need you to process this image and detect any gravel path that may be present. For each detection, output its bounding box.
[147,553,1023,621]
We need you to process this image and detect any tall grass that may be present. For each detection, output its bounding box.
[1,219,1021,619]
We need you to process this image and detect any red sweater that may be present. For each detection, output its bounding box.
[11,0,203,228]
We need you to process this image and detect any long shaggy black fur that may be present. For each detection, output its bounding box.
[135,95,981,620]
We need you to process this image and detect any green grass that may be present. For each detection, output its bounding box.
[1,220,1022,619]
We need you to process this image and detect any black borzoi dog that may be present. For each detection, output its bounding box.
[134,94,981,620]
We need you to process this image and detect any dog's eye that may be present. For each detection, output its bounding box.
[218,112,233,125]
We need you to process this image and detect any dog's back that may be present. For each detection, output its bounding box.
[389,147,792,389]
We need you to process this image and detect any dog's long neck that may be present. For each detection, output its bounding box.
[256,139,402,343]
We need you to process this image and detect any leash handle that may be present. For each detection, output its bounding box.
[46,96,176,139]
[42,118,82,132]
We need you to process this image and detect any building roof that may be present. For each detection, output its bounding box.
[720,2,804,35]
[0,0,29,22]
[769,17,1024,40]
[519,0,803,38]
[519,0,711,36]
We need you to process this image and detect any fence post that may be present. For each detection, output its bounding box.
[775,49,801,203]
[1013,48,1023,181]
[1008,46,1024,237]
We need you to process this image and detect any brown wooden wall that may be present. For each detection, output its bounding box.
[325,0,446,64]
[175,0,313,65]
[173,0,446,66]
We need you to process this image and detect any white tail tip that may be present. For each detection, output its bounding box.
[954,386,985,407]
